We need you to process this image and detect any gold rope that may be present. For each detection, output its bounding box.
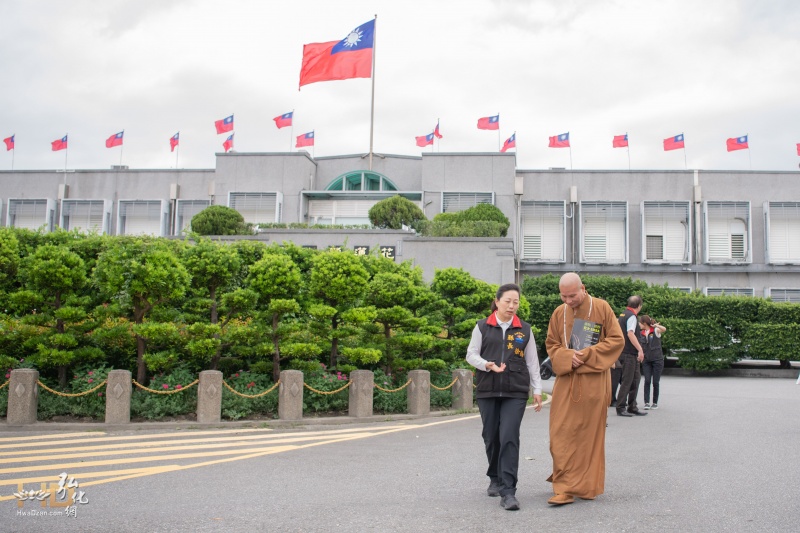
[303,381,351,395]
[430,377,459,391]
[222,379,280,398]
[132,378,199,395]
[36,380,107,397]
[373,379,412,393]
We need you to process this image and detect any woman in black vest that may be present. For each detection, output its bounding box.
[639,315,666,409]
[466,283,543,511]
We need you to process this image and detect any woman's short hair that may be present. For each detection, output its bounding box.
[491,283,521,311]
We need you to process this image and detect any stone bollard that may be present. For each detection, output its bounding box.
[197,370,223,424]
[7,369,39,426]
[279,370,304,420]
[348,370,374,418]
[451,369,474,410]
[407,369,430,416]
[105,370,132,424]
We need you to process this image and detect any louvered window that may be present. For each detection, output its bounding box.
[175,200,210,235]
[705,287,754,297]
[308,199,383,225]
[442,192,493,213]
[581,201,627,263]
[521,201,565,261]
[705,201,749,263]
[61,200,108,234]
[8,199,55,231]
[767,288,800,303]
[229,192,282,224]
[766,202,800,263]
[642,201,690,263]
[118,200,166,236]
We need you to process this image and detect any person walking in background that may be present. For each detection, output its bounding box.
[544,273,624,505]
[616,295,647,417]
[466,283,543,511]
[640,315,666,409]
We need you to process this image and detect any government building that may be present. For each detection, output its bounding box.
[1,151,798,300]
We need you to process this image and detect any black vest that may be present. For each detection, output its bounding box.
[475,315,532,399]
[643,329,664,362]
[618,308,641,355]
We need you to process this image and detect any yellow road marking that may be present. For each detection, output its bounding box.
[0,432,106,443]
[0,428,275,449]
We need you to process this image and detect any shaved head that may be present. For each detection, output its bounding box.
[559,272,587,309]
[559,272,582,290]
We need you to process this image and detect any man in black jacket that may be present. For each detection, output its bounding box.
[616,295,647,417]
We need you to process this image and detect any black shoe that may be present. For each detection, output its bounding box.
[617,410,633,417]
[487,480,502,497]
[500,494,520,510]
[609,400,617,407]
[629,410,647,416]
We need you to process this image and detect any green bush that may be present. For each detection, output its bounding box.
[191,205,252,236]
[302,370,350,414]
[221,371,278,420]
[130,367,198,420]
[368,195,427,232]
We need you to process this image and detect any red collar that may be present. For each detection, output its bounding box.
[626,307,639,315]
[486,312,522,328]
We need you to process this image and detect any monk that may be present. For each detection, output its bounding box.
[545,273,624,505]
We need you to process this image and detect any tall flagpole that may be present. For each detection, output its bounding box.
[10,137,14,170]
[64,134,68,172]
[119,130,124,166]
[747,133,752,170]
[497,113,501,151]
[289,109,295,152]
[682,132,688,169]
[175,136,179,169]
[626,132,631,170]
[437,118,440,153]
[368,14,377,170]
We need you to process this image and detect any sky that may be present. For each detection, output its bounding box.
[1,0,799,173]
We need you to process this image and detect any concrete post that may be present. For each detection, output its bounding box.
[451,369,474,410]
[348,370,374,418]
[197,370,223,424]
[104,370,132,424]
[7,369,39,426]
[407,369,430,416]
[279,370,304,420]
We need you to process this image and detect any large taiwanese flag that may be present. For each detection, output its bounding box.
[549,132,570,148]
[663,134,685,151]
[215,115,234,134]
[3,135,13,151]
[299,19,374,88]
[52,135,68,151]
[415,132,434,147]
[296,131,315,147]
[105,131,124,148]
[726,135,748,152]
[477,115,499,130]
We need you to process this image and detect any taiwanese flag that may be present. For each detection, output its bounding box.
[415,132,434,147]
[296,131,315,148]
[726,135,749,152]
[51,135,68,151]
[274,112,293,129]
[105,131,124,148]
[477,115,499,130]
[797,143,800,156]
[663,134,685,151]
[170,132,180,152]
[3,135,13,151]
[613,134,628,148]
[223,133,234,153]
[500,132,516,153]
[434,121,442,139]
[549,132,570,148]
[215,115,234,134]
[299,19,374,87]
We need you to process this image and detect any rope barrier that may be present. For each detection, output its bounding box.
[0,380,8,391]
[303,381,351,395]
[132,378,199,395]
[430,377,459,391]
[374,379,412,393]
[36,380,107,397]
[222,379,280,398]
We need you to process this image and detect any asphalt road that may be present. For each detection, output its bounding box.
[3,375,799,532]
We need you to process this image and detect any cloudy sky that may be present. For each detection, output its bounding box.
[1,0,799,172]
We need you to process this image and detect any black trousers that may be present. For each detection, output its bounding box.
[617,353,642,412]
[642,358,664,404]
[610,366,622,404]
[477,396,527,496]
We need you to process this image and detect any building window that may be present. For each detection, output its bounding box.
[520,201,565,262]
[61,200,110,234]
[580,201,628,263]
[642,201,690,263]
[308,199,377,225]
[441,192,494,213]
[704,201,750,263]
[175,200,210,235]
[766,202,800,264]
[229,192,282,225]
[325,171,397,192]
[704,287,754,297]
[118,200,168,236]
[767,288,800,303]
[7,199,55,232]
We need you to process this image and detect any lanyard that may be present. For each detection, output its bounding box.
[563,295,593,347]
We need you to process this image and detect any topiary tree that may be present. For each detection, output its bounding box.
[368,195,426,231]
[455,203,510,236]
[191,205,252,236]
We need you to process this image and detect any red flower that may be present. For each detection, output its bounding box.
[246,381,255,389]
[4,373,9,379]
[88,371,94,376]
[162,384,169,389]
[87,378,93,383]
[98,392,103,397]
[175,384,182,389]
[234,373,239,378]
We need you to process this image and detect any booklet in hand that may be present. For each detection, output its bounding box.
[569,318,602,350]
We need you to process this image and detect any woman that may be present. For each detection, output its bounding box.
[466,283,543,511]
[639,315,666,409]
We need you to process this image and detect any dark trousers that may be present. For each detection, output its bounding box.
[610,366,622,404]
[642,358,664,404]
[617,353,642,413]
[477,396,527,496]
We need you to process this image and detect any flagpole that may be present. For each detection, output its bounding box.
[64,135,68,172]
[175,135,179,169]
[368,14,377,170]
[312,131,315,159]
[747,133,752,170]
[119,130,124,166]
[10,139,14,170]
[569,145,573,171]
[626,133,631,170]
[290,109,295,152]
[497,113,501,151]
[437,118,440,153]
[682,132,687,170]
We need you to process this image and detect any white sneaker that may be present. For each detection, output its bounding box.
[651,403,658,410]
[643,403,651,410]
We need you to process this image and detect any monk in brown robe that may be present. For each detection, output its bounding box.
[545,273,624,505]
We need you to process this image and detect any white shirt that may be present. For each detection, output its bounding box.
[466,313,542,395]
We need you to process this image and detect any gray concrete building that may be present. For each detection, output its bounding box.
[2,151,799,298]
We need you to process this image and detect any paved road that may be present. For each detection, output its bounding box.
[3,375,799,532]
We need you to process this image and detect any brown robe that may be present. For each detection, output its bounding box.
[545,294,624,498]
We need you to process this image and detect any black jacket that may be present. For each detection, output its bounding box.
[475,313,532,399]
